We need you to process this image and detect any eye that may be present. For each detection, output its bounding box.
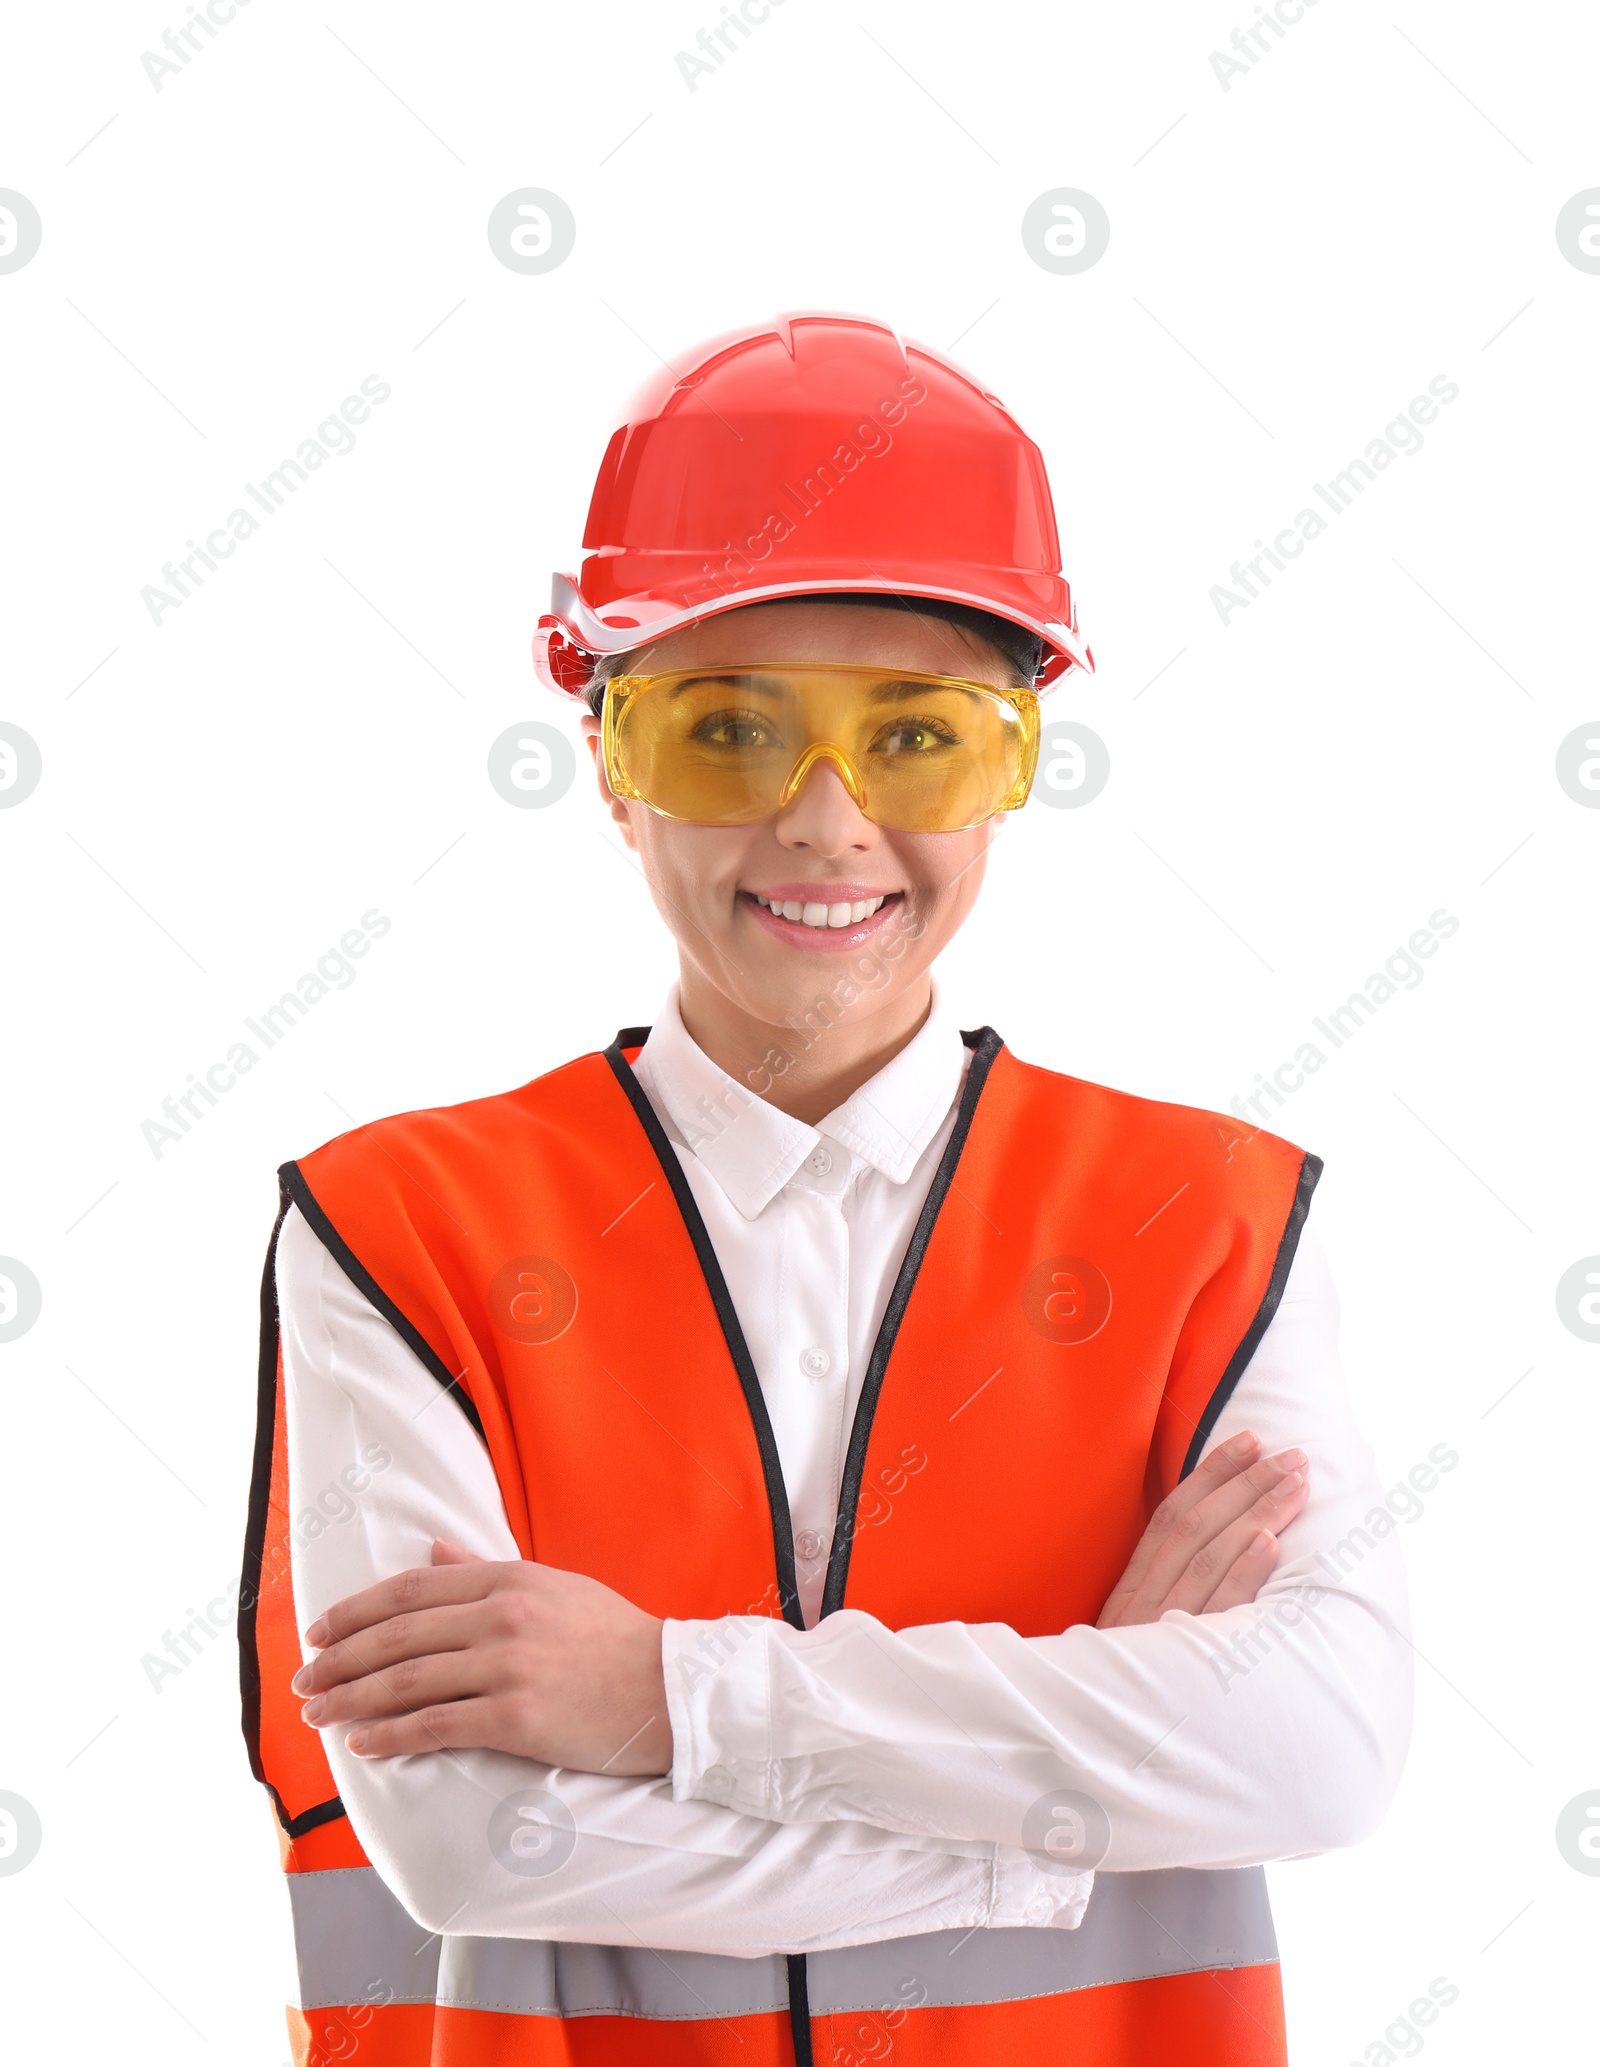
[689,706,787,751]
[869,715,960,755]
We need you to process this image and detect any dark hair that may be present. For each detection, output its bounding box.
[582,593,1043,716]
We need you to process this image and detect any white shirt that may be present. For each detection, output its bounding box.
[278,990,1410,1955]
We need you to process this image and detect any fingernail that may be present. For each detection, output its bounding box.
[290,1665,315,1694]
[303,1619,329,1648]
[1225,1432,1257,1456]
[1271,1448,1307,1472]
[345,1729,370,1755]
[301,1696,325,1724]
[1275,1467,1307,1493]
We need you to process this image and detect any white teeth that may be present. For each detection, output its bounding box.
[756,894,887,927]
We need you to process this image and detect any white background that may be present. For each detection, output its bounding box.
[1,1,1596,2060]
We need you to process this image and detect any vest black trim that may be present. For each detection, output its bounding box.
[240,1161,486,1841]
[1179,1149,1323,1481]
[786,1950,813,2062]
[239,1187,291,1795]
[280,1159,488,1444]
[603,1031,806,1632]
[275,1788,348,1840]
[822,1025,1003,1617]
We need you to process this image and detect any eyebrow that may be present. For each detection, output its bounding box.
[863,679,988,705]
[665,672,794,699]
[663,673,992,703]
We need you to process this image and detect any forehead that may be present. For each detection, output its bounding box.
[626,600,1016,686]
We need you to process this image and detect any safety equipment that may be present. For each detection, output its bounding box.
[532,311,1093,697]
[602,662,1041,831]
[243,1031,1315,2066]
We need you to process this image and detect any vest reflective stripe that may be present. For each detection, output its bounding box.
[289,1867,441,2009]
[813,1866,1277,2013]
[289,1863,1275,2019]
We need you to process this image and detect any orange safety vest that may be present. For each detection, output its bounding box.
[239,1027,1319,2067]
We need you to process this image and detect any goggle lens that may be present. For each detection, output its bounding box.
[603,666,1039,833]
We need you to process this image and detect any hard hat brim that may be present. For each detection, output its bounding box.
[535,572,1092,697]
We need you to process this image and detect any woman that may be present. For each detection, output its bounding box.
[240,311,1410,2066]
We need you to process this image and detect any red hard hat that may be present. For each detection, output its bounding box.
[534,311,1092,696]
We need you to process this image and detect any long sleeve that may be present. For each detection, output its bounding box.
[276,1204,1092,1954]
[664,1226,1413,1872]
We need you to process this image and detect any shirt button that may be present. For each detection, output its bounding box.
[799,1346,831,1379]
[795,1529,825,1561]
[1025,1894,1056,1925]
[704,1766,733,1796]
[806,1145,833,1176]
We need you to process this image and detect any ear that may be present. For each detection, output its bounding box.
[579,709,638,850]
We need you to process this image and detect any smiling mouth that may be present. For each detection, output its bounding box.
[744,891,894,930]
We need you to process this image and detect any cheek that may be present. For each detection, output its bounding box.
[634,819,746,929]
[901,828,993,921]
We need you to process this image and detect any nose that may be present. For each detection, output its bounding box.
[778,742,866,811]
[773,756,879,856]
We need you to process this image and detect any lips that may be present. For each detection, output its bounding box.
[739,887,904,949]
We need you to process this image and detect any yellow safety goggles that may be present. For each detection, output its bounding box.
[601,664,1041,833]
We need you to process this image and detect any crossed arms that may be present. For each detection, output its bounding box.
[278,1205,1411,1954]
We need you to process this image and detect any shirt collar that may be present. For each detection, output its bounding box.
[631,985,969,1221]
